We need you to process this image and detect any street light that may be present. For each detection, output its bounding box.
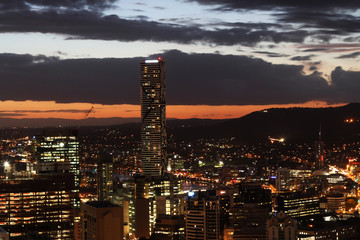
[4,161,9,168]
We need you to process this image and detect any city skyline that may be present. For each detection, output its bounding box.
[1,0,360,124]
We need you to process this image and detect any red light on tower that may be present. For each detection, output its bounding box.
[158,57,162,61]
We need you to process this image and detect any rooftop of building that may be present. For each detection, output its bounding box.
[298,217,360,231]
[277,190,319,199]
[85,201,119,208]
[41,128,78,137]
[326,192,345,197]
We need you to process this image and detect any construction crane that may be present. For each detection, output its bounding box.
[84,106,95,119]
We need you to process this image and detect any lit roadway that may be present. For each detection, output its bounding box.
[329,165,360,212]
[329,165,356,182]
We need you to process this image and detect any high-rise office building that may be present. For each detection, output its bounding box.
[119,173,184,239]
[0,174,75,239]
[140,58,166,176]
[277,191,322,218]
[185,190,220,240]
[227,183,272,240]
[97,153,114,202]
[36,129,80,208]
[276,168,291,192]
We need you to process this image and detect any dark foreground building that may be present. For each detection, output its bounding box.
[0,174,75,239]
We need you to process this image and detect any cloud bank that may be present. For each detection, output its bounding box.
[0,51,359,105]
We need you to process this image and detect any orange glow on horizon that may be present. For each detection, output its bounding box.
[0,100,347,120]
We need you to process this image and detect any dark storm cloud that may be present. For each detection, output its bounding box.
[0,10,310,46]
[0,53,142,104]
[0,53,58,67]
[160,50,333,105]
[344,36,360,42]
[0,113,26,117]
[253,51,289,58]
[190,0,360,42]
[290,55,316,61]
[0,0,27,10]
[331,67,360,103]
[187,0,360,11]
[0,0,358,47]
[309,66,317,71]
[2,50,359,106]
[277,12,360,34]
[300,44,360,53]
[308,61,321,71]
[336,52,360,59]
[213,22,283,30]
[0,0,115,11]
[302,48,329,52]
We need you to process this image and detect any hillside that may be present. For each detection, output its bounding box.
[1,103,359,144]
[170,103,360,143]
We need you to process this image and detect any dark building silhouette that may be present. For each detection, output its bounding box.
[226,183,272,240]
[97,153,114,202]
[153,215,185,240]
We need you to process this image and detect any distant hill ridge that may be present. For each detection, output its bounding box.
[170,103,360,143]
[1,103,359,144]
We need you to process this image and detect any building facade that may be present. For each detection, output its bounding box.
[140,59,167,176]
[0,174,74,239]
[0,227,9,240]
[185,190,220,240]
[81,201,123,240]
[267,212,297,240]
[277,192,322,218]
[36,129,80,208]
[97,153,114,202]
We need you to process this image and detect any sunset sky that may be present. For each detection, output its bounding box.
[1,0,360,125]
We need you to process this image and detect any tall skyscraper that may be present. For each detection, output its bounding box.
[36,128,80,207]
[140,58,167,176]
